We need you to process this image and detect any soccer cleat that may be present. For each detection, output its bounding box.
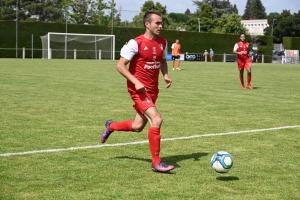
[152,161,175,173]
[101,120,113,143]
[176,68,181,70]
[241,84,246,89]
[247,84,253,90]
[172,68,175,70]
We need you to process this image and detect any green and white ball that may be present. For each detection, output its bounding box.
[211,151,233,173]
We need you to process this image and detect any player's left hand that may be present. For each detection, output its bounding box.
[165,78,172,88]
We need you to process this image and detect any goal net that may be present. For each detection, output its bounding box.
[40,32,115,60]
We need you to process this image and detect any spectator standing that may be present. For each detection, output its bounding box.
[250,49,254,62]
[203,50,209,62]
[209,48,214,62]
[254,51,259,63]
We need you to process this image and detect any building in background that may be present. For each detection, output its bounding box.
[241,19,268,36]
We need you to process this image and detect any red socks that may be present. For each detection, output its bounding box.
[241,73,251,85]
[110,120,134,132]
[148,127,161,166]
[240,76,244,85]
[247,75,251,85]
[109,122,161,166]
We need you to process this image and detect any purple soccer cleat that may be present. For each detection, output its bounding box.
[152,161,175,173]
[101,120,113,143]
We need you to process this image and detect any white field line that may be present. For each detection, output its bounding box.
[1,125,299,157]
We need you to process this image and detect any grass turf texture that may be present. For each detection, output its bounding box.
[1,59,300,199]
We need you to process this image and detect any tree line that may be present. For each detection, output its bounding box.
[0,0,299,42]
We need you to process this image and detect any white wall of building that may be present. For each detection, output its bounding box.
[241,19,269,36]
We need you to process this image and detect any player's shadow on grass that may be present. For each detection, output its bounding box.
[216,176,239,181]
[114,152,208,168]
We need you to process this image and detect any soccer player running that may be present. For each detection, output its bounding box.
[233,33,253,89]
[171,39,181,70]
[101,11,174,173]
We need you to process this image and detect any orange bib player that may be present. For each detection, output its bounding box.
[233,33,253,90]
[171,39,181,70]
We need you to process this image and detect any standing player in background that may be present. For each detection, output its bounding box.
[101,11,174,173]
[233,33,253,89]
[171,39,181,70]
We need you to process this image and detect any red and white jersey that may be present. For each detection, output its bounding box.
[120,35,168,94]
[233,41,251,63]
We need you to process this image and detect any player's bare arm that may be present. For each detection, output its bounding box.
[116,57,146,92]
[233,50,242,55]
[233,50,248,55]
[160,58,172,88]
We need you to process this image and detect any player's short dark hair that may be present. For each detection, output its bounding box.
[143,11,162,28]
[240,33,246,37]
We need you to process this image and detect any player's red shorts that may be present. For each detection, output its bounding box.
[130,92,158,115]
[237,60,251,72]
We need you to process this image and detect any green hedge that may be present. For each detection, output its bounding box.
[0,20,273,62]
[283,37,300,51]
[255,35,273,63]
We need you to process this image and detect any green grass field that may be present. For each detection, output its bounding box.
[1,59,300,199]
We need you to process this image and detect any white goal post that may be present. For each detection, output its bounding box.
[40,32,115,60]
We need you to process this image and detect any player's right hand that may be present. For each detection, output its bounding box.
[135,82,146,92]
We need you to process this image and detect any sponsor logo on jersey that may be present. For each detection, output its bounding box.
[144,46,148,51]
[144,61,161,69]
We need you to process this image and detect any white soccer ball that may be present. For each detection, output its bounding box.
[210,151,233,173]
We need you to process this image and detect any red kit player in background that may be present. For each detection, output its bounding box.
[233,33,253,89]
[101,11,174,173]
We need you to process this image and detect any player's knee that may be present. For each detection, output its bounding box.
[134,127,143,132]
[153,115,163,127]
[152,115,162,127]
[132,123,145,132]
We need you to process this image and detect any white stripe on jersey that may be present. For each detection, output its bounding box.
[120,39,138,61]
[233,43,239,51]
[120,38,168,61]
